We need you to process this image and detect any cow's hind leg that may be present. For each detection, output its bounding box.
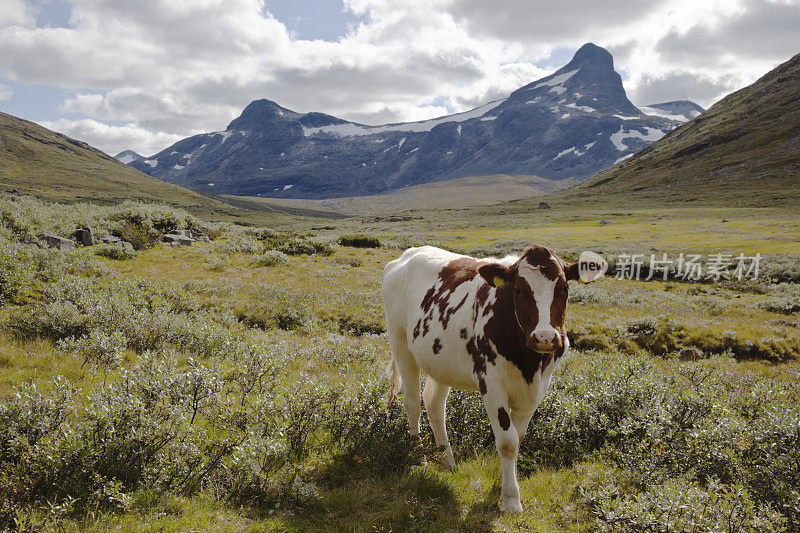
[387,329,422,438]
[423,376,456,469]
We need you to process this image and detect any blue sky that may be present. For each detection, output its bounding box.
[1,0,797,155]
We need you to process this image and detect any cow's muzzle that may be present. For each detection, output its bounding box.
[527,329,562,353]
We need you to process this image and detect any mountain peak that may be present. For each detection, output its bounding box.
[115,150,144,164]
[227,99,299,131]
[564,43,614,70]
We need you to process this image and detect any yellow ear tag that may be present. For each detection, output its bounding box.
[493,275,505,288]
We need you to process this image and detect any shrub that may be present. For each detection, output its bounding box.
[58,330,127,369]
[759,296,800,315]
[587,479,787,532]
[212,234,264,254]
[94,243,137,260]
[277,238,333,256]
[275,309,309,331]
[333,256,363,267]
[331,314,385,336]
[338,234,381,248]
[111,221,159,251]
[203,255,229,272]
[253,250,289,267]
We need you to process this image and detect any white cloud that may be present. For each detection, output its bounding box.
[0,0,34,27]
[0,84,12,101]
[38,118,184,156]
[1,0,797,154]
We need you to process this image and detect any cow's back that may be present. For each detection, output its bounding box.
[382,246,465,333]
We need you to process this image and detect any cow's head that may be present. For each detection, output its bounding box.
[478,246,604,353]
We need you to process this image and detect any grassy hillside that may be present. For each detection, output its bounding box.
[0,112,294,224]
[554,50,800,206]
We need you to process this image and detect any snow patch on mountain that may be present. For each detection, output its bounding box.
[610,126,666,150]
[637,105,701,123]
[533,69,580,90]
[614,153,635,165]
[214,131,233,143]
[554,141,596,159]
[302,99,504,137]
[567,103,595,113]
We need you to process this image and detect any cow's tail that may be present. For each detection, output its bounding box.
[385,357,401,407]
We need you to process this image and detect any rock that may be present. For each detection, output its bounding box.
[164,233,193,246]
[721,219,729,223]
[37,231,75,251]
[600,219,614,225]
[679,347,704,361]
[99,235,123,245]
[164,228,205,246]
[169,241,181,248]
[72,227,95,246]
[538,202,550,209]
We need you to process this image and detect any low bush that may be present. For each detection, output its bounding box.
[586,478,787,532]
[333,256,363,267]
[277,238,333,256]
[94,243,137,260]
[203,255,229,272]
[338,234,381,248]
[253,250,289,267]
[111,221,159,251]
[331,313,385,336]
[759,296,800,315]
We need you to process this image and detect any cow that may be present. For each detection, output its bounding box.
[381,245,604,513]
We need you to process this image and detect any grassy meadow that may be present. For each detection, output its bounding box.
[1,193,799,532]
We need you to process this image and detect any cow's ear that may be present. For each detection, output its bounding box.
[478,263,510,288]
[564,261,581,282]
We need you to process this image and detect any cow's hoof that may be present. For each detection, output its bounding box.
[440,456,456,471]
[500,498,523,514]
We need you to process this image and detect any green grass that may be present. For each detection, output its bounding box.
[1,195,799,531]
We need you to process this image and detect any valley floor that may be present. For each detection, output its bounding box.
[1,196,798,531]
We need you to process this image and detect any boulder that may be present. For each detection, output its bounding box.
[600,219,614,225]
[164,228,204,246]
[72,227,95,246]
[164,233,193,246]
[99,235,123,245]
[679,347,704,361]
[37,231,76,251]
[538,202,551,209]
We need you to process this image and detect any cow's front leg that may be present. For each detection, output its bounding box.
[482,392,523,513]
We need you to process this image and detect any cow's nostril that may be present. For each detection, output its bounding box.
[533,330,558,345]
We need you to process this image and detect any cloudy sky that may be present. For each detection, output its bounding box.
[1,0,798,156]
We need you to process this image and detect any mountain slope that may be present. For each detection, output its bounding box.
[115,150,144,164]
[130,43,688,199]
[0,111,253,217]
[565,50,800,205]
